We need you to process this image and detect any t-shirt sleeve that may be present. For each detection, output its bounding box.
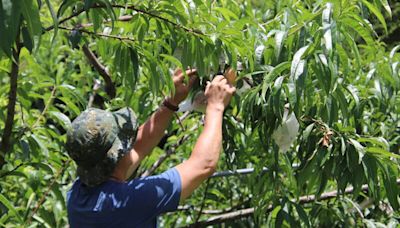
[126,168,182,216]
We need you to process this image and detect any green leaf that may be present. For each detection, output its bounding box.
[214,7,239,20]
[160,54,183,69]
[129,47,139,89]
[48,111,72,131]
[275,31,287,60]
[0,193,23,223]
[29,134,49,157]
[261,61,291,100]
[291,45,309,80]
[293,203,310,227]
[361,0,387,33]
[366,147,400,159]
[21,0,42,38]
[0,0,21,56]
[349,138,365,164]
[322,3,333,52]
[26,162,54,174]
[22,26,33,52]
[379,0,392,17]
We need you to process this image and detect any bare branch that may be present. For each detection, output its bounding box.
[82,45,116,99]
[0,43,22,167]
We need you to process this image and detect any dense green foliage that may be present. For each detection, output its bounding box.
[0,0,399,227]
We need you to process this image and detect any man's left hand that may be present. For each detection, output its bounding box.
[167,68,198,106]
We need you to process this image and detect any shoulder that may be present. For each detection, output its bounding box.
[127,168,181,190]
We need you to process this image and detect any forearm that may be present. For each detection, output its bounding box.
[189,107,223,173]
[133,105,175,158]
[176,107,223,200]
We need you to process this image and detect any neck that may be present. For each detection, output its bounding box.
[110,150,139,181]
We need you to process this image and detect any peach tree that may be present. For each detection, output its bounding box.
[0,0,399,226]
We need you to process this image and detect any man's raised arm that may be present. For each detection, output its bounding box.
[176,75,236,201]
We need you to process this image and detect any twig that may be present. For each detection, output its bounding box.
[80,15,134,28]
[0,163,25,178]
[87,79,102,108]
[185,179,400,227]
[32,86,57,129]
[194,180,211,225]
[44,9,85,32]
[82,45,116,98]
[174,113,186,131]
[0,43,22,167]
[59,26,146,43]
[26,159,71,225]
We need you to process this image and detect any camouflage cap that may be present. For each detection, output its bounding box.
[66,107,137,187]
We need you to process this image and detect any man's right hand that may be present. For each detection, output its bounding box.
[204,75,236,112]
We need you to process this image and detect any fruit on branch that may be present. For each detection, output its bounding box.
[224,67,237,85]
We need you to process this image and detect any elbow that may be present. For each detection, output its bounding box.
[201,161,217,177]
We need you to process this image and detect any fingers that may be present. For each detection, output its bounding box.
[174,68,183,77]
[185,68,197,77]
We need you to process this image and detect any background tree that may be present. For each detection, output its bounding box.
[0,0,399,227]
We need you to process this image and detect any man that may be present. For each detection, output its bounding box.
[66,68,236,227]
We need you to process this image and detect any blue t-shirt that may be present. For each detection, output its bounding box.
[67,168,181,228]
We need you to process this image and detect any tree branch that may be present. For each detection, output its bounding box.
[45,4,204,37]
[82,45,116,98]
[59,26,141,43]
[0,43,22,167]
[187,179,400,227]
[108,4,204,36]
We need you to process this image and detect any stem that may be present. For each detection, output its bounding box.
[194,180,211,224]
[0,43,22,167]
[32,86,57,129]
